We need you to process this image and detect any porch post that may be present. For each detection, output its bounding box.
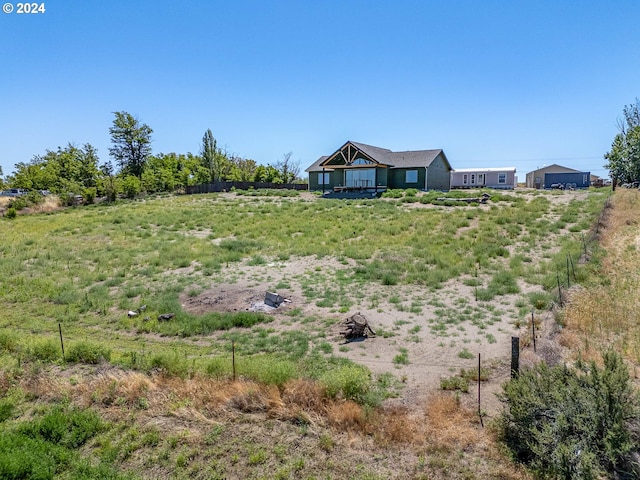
[322,168,325,195]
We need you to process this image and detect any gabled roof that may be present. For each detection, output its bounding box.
[527,164,580,175]
[306,155,330,172]
[306,141,449,172]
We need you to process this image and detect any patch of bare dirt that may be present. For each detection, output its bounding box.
[176,254,523,416]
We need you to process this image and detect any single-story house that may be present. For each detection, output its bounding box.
[450,167,517,190]
[525,164,579,189]
[306,141,452,194]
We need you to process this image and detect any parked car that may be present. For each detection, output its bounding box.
[550,183,564,190]
[0,188,28,197]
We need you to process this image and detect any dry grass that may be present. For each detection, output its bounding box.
[10,364,533,479]
[0,194,61,216]
[561,189,640,365]
[28,195,63,214]
[424,394,482,450]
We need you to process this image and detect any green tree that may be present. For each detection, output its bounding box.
[178,152,209,187]
[143,153,180,193]
[253,164,280,183]
[109,111,153,178]
[8,143,100,194]
[201,129,217,182]
[121,175,142,199]
[199,129,233,182]
[229,156,257,181]
[605,99,640,184]
[214,147,232,182]
[143,152,208,192]
[98,161,119,202]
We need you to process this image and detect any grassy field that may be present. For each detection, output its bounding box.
[0,188,612,479]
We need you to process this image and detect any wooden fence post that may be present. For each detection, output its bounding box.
[232,341,236,381]
[478,353,483,427]
[511,337,520,378]
[58,323,65,361]
[532,310,536,353]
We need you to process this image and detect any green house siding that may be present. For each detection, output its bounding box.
[376,167,388,188]
[388,168,425,189]
[426,154,451,191]
[308,171,338,191]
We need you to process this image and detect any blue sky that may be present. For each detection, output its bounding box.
[1,0,639,180]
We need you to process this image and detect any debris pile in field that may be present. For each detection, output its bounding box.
[341,312,376,340]
[249,291,291,312]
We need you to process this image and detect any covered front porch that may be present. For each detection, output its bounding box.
[318,167,388,198]
[318,164,389,193]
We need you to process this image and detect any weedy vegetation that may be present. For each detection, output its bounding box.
[0,187,618,478]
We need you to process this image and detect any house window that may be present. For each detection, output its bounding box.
[405,170,418,183]
[471,174,476,184]
[345,168,375,188]
[352,158,373,165]
[463,174,468,185]
[318,172,330,185]
[498,173,506,184]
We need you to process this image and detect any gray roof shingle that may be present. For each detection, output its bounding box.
[306,141,447,172]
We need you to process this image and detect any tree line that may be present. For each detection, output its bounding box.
[0,111,303,200]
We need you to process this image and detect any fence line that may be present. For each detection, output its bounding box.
[185,181,308,194]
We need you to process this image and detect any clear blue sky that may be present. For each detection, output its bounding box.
[1,0,639,180]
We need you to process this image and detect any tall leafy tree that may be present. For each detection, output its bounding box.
[605,99,640,184]
[200,130,232,182]
[109,111,153,178]
[201,129,217,182]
